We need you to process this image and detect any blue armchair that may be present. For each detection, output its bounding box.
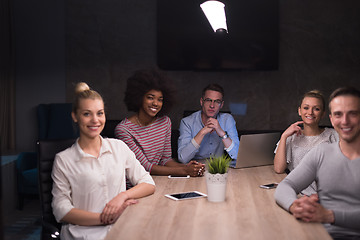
[16,152,38,209]
[16,103,78,210]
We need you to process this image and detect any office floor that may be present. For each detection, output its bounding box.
[3,198,41,240]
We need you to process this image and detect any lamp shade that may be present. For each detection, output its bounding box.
[200,0,228,33]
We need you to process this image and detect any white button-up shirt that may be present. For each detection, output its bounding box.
[51,137,155,240]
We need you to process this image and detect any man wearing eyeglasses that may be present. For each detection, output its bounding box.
[177,84,240,165]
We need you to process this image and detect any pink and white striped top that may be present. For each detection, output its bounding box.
[114,115,172,173]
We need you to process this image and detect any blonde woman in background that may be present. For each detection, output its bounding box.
[51,82,155,240]
[274,90,338,196]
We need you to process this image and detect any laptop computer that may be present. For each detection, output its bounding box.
[231,132,281,168]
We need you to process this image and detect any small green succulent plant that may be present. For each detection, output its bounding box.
[206,154,232,174]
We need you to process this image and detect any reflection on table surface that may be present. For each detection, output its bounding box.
[105,165,332,240]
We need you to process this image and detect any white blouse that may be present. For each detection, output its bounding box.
[51,137,155,240]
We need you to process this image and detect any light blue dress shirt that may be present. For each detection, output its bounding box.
[178,110,239,164]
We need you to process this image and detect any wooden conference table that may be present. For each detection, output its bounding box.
[105,165,332,240]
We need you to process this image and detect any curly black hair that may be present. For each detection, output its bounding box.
[124,69,176,116]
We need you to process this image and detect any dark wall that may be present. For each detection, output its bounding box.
[14,0,360,151]
[14,0,65,151]
[65,0,360,132]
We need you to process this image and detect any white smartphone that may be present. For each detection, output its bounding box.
[259,183,278,189]
[168,175,190,179]
[165,191,207,201]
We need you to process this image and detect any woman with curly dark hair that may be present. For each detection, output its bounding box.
[115,69,205,178]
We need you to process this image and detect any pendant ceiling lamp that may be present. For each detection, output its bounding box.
[200,0,228,33]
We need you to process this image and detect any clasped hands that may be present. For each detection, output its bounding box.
[202,118,224,137]
[186,160,205,177]
[289,194,334,224]
[100,192,137,225]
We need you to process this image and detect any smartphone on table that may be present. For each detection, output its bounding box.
[165,191,207,201]
[168,175,190,179]
[259,183,278,189]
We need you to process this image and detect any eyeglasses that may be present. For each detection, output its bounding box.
[202,98,223,106]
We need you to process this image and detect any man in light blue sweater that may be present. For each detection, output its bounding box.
[275,87,360,239]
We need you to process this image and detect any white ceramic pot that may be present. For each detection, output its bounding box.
[205,171,228,202]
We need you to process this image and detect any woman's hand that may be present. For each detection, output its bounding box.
[100,192,138,225]
[274,120,304,173]
[185,160,205,177]
[282,121,304,139]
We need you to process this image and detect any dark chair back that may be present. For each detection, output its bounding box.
[171,129,180,159]
[37,103,78,140]
[37,139,76,240]
[101,119,120,139]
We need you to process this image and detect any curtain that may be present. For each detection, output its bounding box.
[0,0,16,152]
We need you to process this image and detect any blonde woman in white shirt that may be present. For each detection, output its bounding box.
[274,90,338,196]
[51,82,155,240]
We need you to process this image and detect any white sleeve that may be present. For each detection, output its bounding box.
[51,154,74,222]
[124,146,155,186]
